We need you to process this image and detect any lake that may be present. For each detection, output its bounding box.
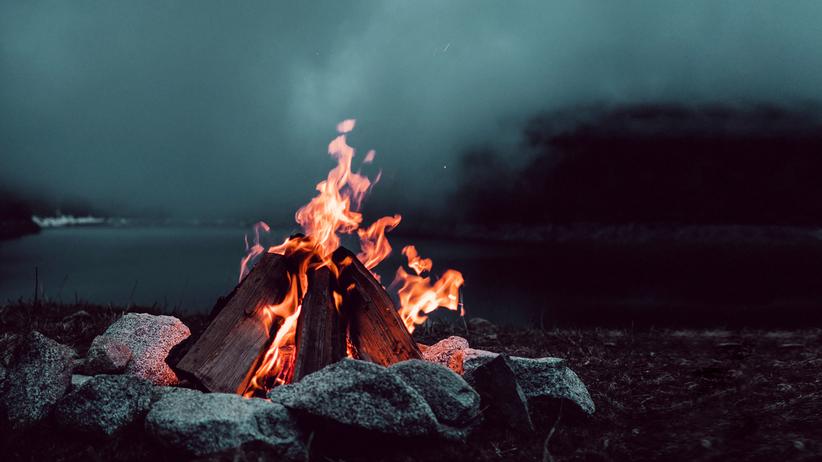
[0,226,544,326]
[2,225,821,327]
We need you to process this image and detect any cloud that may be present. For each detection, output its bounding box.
[2,1,822,218]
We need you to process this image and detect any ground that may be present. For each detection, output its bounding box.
[1,301,820,461]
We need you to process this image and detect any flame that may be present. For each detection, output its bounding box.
[357,214,401,271]
[392,245,464,333]
[293,120,372,259]
[243,275,301,396]
[239,221,270,282]
[238,120,466,395]
[402,245,432,275]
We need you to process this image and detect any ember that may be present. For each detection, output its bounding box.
[177,120,465,396]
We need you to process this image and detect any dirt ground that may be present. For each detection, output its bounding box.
[1,302,820,461]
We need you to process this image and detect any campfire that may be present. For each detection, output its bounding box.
[177,119,465,396]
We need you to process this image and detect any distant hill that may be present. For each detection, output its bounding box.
[0,190,39,240]
[454,104,822,226]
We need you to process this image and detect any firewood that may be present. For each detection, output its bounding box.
[292,267,346,381]
[175,252,290,393]
[333,247,422,365]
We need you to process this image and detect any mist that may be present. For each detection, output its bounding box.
[3,0,822,221]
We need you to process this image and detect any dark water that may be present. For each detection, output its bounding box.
[2,226,822,327]
[0,227,538,325]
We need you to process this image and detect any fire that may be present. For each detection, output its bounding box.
[357,214,401,272]
[239,119,464,396]
[392,245,464,333]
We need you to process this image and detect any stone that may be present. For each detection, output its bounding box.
[0,331,76,429]
[471,354,534,432]
[97,313,190,385]
[422,336,470,374]
[71,374,93,388]
[268,358,439,437]
[462,349,595,415]
[511,357,595,415]
[78,337,132,374]
[390,359,480,429]
[146,390,306,460]
[55,374,154,436]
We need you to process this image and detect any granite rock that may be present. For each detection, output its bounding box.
[0,332,76,429]
[97,313,189,385]
[146,390,306,460]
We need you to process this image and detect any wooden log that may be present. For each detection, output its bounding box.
[292,267,346,381]
[333,247,422,365]
[175,252,290,393]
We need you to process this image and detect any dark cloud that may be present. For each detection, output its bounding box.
[3,1,822,219]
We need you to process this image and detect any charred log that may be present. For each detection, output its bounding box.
[292,267,347,381]
[175,252,290,393]
[333,247,422,366]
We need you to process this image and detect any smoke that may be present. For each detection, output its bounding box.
[2,1,822,219]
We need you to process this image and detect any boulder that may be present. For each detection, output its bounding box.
[268,358,439,437]
[97,313,190,385]
[55,374,154,436]
[390,359,480,429]
[422,336,469,374]
[78,337,132,375]
[0,331,76,429]
[146,390,306,460]
[462,349,595,415]
[470,354,534,432]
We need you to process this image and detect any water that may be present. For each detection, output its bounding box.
[3,226,821,327]
[0,227,539,325]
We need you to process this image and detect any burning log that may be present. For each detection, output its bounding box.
[292,267,346,382]
[334,247,422,366]
[176,252,290,393]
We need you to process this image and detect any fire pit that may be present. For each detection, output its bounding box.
[176,119,465,396]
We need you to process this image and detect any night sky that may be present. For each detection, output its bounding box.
[3,1,822,220]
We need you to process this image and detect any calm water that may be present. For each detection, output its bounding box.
[3,226,821,327]
[0,227,539,325]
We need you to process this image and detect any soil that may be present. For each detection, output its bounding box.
[1,301,820,461]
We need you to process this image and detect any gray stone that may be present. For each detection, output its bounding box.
[71,374,93,388]
[471,354,534,432]
[0,331,76,429]
[55,374,154,436]
[146,390,306,460]
[268,358,439,437]
[390,359,480,429]
[463,349,595,415]
[98,313,190,385]
[78,337,132,374]
[422,336,469,373]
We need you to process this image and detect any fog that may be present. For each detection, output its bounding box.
[3,0,822,221]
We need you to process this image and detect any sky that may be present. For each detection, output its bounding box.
[3,0,822,221]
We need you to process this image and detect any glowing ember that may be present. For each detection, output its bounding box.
[239,119,465,396]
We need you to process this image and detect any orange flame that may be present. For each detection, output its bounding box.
[243,274,301,396]
[357,214,401,271]
[393,245,464,333]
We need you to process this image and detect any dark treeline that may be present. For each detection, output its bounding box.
[0,190,39,239]
[455,104,822,226]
